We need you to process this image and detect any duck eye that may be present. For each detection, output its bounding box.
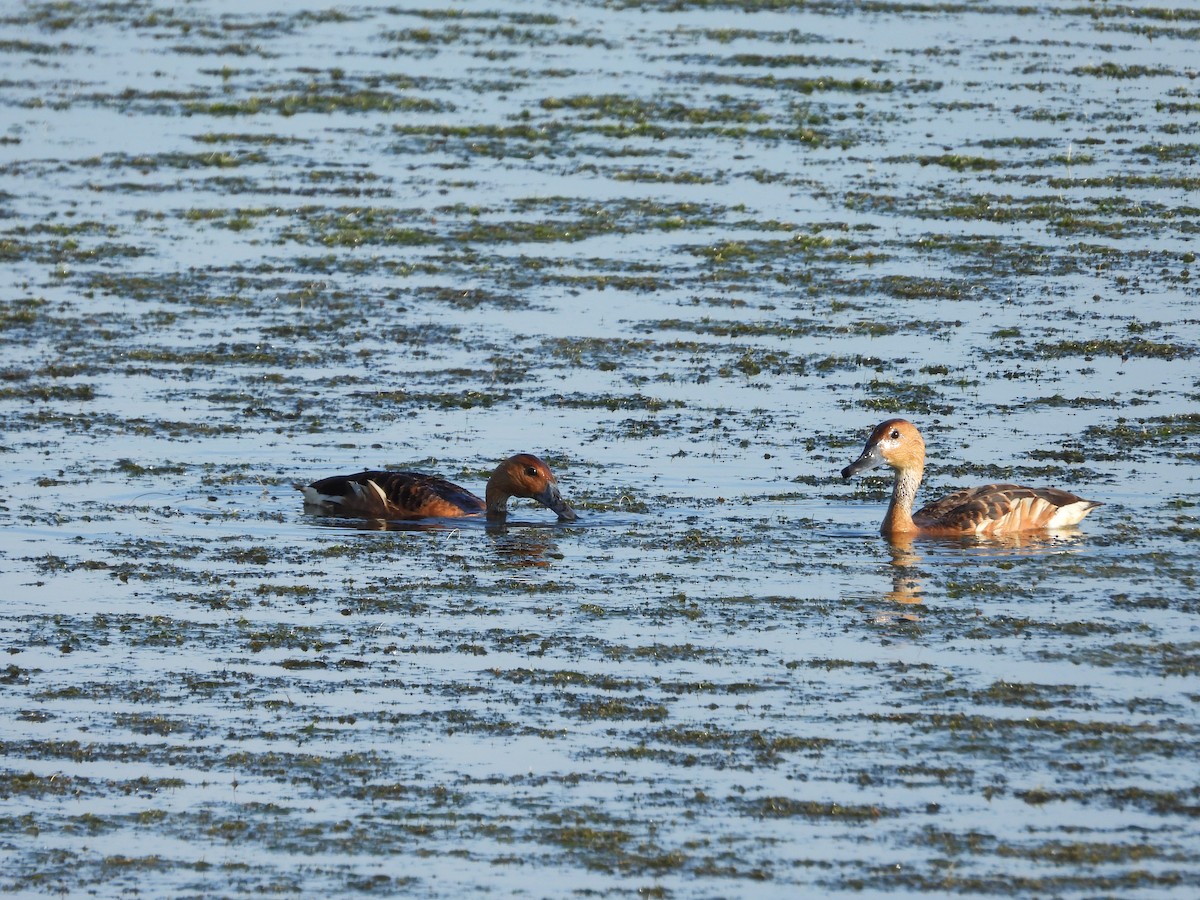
[525,466,540,478]
[889,429,900,440]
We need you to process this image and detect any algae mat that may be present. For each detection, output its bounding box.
[1,0,1198,897]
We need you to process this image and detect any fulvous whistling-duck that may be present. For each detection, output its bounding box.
[299,453,577,522]
[841,419,1100,537]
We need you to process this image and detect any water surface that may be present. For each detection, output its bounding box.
[1,0,1198,896]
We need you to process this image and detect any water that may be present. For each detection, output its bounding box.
[1,0,1198,896]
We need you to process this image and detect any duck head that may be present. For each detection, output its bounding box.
[841,419,926,478]
[489,453,577,521]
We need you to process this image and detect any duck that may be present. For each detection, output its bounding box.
[840,418,1100,537]
[298,453,577,522]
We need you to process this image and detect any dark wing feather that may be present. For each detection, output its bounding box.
[916,483,1019,523]
[366,471,486,515]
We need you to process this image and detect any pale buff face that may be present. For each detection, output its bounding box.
[842,418,926,477]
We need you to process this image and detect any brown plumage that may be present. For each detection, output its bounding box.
[298,453,576,522]
[841,419,1101,537]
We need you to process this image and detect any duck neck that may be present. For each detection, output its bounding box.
[883,464,923,536]
[484,478,509,519]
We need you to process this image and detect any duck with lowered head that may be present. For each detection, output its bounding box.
[298,453,577,522]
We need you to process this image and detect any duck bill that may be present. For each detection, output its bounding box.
[537,483,578,521]
[841,444,887,479]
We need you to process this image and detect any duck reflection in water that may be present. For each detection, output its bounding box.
[301,499,567,569]
[486,521,562,570]
[884,536,924,611]
[874,529,1090,622]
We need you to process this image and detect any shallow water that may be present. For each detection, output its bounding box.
[2,0,1199,896]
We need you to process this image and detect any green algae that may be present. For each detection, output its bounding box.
[185,88,450,117]
[750,797,891,820]
[1040,641,1200,677]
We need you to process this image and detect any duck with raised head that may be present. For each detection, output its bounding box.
[298,453,577,522]
[841,419,1100,537]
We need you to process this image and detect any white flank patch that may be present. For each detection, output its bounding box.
[1045,501,1096,529]
[301,486,341,508]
